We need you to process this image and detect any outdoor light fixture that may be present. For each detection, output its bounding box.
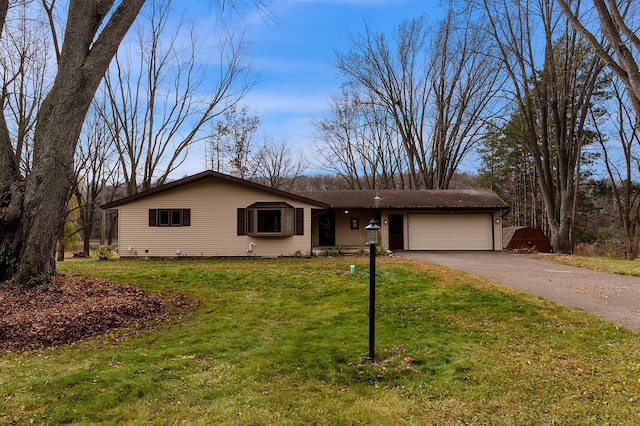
[366,218,380,245]
[365,218,380,360]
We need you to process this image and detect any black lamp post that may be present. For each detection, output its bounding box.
[365,218,380,360]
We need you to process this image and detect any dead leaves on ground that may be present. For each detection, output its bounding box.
[0,274,197,352]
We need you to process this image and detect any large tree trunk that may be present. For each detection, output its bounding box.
[12,80,93,281]
[0,0,145,285]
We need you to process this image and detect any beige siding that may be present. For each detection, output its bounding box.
[115,177,315,257]
[492,211,503,250]
[334,210,372,247]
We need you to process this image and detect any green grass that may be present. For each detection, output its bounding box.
[546,254,640,276]
[2,257,640,424]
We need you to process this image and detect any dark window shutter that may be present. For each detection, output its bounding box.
[148,209,157,226]
[237,208,246,235]
[295,208,304,235]
[182,209,191,226]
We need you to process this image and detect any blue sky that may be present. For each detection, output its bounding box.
[177,0,441,175]
[242,1,437,140]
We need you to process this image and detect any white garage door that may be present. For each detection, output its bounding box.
[408,214,494,250]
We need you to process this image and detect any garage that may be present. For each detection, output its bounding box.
[407,213,494,250]
[302,188,508,252]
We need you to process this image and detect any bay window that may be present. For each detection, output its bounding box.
[238,203,303,236]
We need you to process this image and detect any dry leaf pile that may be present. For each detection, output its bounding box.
[0,274,168,352]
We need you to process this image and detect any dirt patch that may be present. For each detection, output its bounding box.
[0,274,198,352]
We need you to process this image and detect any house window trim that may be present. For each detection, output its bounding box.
[241,202,303,237]
[247,207,293,236]
[149,208,191,227]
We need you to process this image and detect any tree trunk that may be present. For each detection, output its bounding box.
[0,0,145,285]
[84,224,92,257]
[631,218,640,260]
[57,223,66,262]
[551,214,573,254]
[9,81,98,282]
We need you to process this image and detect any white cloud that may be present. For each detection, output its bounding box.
[244,86,331,116]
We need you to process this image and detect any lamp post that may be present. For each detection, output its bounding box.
[365,218,380,360]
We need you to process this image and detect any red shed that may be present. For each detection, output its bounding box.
[502,226,553,253]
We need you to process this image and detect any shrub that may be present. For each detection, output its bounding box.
[93,246,113,261]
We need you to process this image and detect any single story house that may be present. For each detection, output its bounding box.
[101,170,509,258]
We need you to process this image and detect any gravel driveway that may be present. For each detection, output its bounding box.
[397,251,640,331]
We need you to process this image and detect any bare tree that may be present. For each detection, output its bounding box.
[73,100,117,257]
[0,2,50,176]
[428,3,502,189]
[101,0,255,195]
[312,86,406,189]
[208,104,259,177]
[335,7,500,189]
[0,0,12,190]
[312,88,373,189]
[336,17,430,188]
[593,79,640,259]
[480,0,608,253]
[249,138,306,191]
[557,0,640,128]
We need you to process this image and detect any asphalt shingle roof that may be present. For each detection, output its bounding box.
[101,170,508,212]
[297,189,508,210]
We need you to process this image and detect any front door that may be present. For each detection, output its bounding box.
[318,211,335,246]
[388,214,404,250]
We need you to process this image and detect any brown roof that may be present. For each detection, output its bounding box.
[101,170,508,212]
[101,170,330,209]
[297,188,508,210]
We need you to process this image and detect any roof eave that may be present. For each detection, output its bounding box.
[100,170,330,210]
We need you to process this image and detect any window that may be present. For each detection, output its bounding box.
[148,209,191,227]
[159,210,170,226]
[248,204,293,236]
[258,209,283,232]
[238,203,303,236]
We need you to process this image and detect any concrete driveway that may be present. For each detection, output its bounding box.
[397,251,640,331]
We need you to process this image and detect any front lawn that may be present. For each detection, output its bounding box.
[546,254,640,276]
[2,257,640,424]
